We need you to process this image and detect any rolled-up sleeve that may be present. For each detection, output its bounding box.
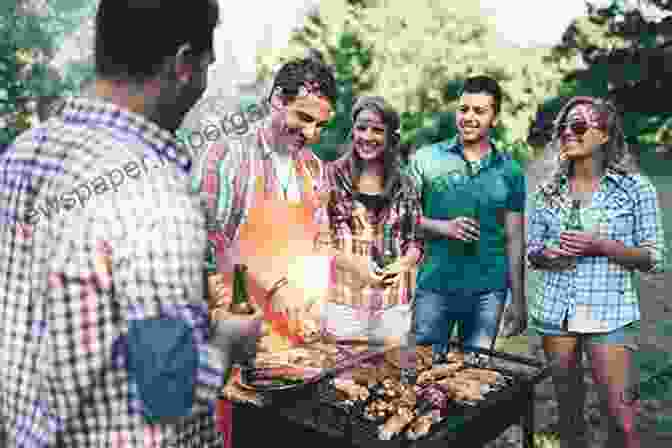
[526,192,549,269]
[192,139,256,275]
[633,175,666,274]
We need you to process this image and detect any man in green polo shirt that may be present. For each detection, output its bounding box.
[407,75,528,363]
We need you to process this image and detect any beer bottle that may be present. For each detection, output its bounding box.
[230,264,254,315]
[382,224,397,267]
[566,200,583,231]
[464,198,480,256]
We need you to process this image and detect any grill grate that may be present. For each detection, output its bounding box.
[242,342,550,445]
[312,344,545,443]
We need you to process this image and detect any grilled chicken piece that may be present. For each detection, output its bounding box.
[438,377,483,401]
[398,384,417,408]
[416,346,433,367]
[406,414,434,440]
[377,362,401,381]
[417,362,464,384]
[350,367,380,387]
[379,408,415,440]
[455,368,502,384]
[364,399,394,420]
[383,347,403,368]
[333,379,369,402]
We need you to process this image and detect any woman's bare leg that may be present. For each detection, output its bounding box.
[586,343,640,448]
[542,335,588,448]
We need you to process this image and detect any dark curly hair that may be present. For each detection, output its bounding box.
[268,58,338,105]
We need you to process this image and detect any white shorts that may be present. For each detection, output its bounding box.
[321,302,412,345]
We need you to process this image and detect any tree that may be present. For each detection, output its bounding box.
[0,0,96,146]
[308,32,373,162]
[257,0,574,166]
[531,0,672,155]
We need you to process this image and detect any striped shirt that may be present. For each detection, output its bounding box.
[319,156,424,311]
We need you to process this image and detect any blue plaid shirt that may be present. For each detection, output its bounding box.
[527,170,666,332]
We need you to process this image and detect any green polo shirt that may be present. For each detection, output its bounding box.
[406,137,526,296]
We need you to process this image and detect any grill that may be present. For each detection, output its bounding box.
[232,342,551,448]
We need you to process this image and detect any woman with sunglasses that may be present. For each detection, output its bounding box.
[527,96,666,447]
[316,96,423,370]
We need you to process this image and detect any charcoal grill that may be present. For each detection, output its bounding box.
[231,342,551,448]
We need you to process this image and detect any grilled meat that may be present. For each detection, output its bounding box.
[406,414,434,440]
[454,368,502,384]
[379,408,415,440]
[333,379,369,402]
[417,362,464,385]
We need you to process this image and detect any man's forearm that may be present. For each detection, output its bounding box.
[507,239,526,308]
[600,239,653,272]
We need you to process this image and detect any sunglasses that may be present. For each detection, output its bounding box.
[557,120,598,137]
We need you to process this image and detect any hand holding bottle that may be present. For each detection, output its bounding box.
[210,265,263,365]
[558,199,604,257]
[210,300,263,365]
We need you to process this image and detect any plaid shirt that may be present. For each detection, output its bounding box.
[0,97,228,447]
[191,118,326,274]
[319,157,424,311]
[527,169,666,332]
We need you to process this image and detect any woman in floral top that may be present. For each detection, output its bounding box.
[318,96,424,350]
[527,96,666,448]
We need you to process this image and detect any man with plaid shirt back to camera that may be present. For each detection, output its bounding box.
[0,1,263,446]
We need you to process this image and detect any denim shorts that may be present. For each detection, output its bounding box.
[412,288,507,352]
[528,315,641,351]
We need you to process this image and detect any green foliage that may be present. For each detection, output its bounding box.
[259,0,569,164]
[309,31,370,162]
[0,0,96,146]
[628,319,672,434]
[539,0,672,154]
